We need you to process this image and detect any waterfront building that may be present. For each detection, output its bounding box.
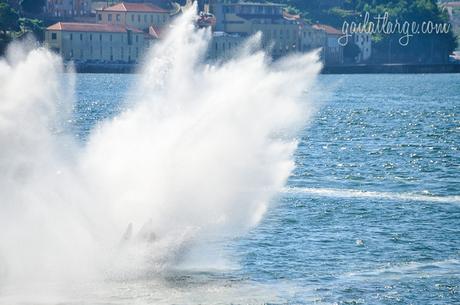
[207,1,285,34]
[251,11,301,58]
[299,21,326,52]
[45,2,172,63]
[353,32,372,63]
[204,1,325,58]
[96,2,170,31]
[45,22,147,62]
[313,24,343,65]
[44,1,337,64]
[208,31,244,59]
[122,0,172,6]
[46,0,92,17]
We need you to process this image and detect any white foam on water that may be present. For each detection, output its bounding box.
[0,277,309,305]
[284,187,460,204]
[342,258,460,281]
[0,2,321,294]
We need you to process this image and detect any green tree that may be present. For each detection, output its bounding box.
[20,0,45,14]
[360,0,457,63]
[0,2,19,35]
[273,0,458,63]
[0,2,19,55]
[19,17,44,40]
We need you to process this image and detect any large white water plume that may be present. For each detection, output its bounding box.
[0,4,321,286]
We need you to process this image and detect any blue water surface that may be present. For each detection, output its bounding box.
[74,73,460,304]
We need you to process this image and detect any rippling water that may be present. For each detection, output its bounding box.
[8,73,457,305]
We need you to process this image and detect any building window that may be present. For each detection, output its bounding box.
[51,33,57,40]
[98,14,101,21]
[100,34,102,41]
[80,34,83,40]
[127,30,132,45]
[110,35,112,42]
[150,15,153,23]
[157,15,160,23]
[116,14,120,22]
[163,15,166,23]
[131,14,134,22]
[108,14,112,21]
[138,15,141,22]
[70,33,73,40]
[135,35,138,43]
[144,15,147,22]
[90,34,92,41]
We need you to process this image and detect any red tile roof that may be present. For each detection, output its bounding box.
[100,2,168,13]
[313,24,342,35]
[47,22,143,33]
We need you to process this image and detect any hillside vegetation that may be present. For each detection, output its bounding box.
[273,0,458,63]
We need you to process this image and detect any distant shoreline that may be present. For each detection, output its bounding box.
[70,62,460,74]
[322,63,460,74]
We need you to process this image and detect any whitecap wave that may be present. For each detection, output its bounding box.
[283,187,460,204]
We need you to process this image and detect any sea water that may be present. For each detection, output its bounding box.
[58,73,460,304]
[0,7,459,305]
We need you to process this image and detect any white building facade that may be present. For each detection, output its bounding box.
[354,32,372,63]
[96,2,170,31]
[46,22,147,62]
[205,1,326,58]
[46,0,92,17]
[208,31,244,59]
[45,2,170,63]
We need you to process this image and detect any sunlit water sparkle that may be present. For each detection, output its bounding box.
[71,73,459,305]
[0,8,459,304]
